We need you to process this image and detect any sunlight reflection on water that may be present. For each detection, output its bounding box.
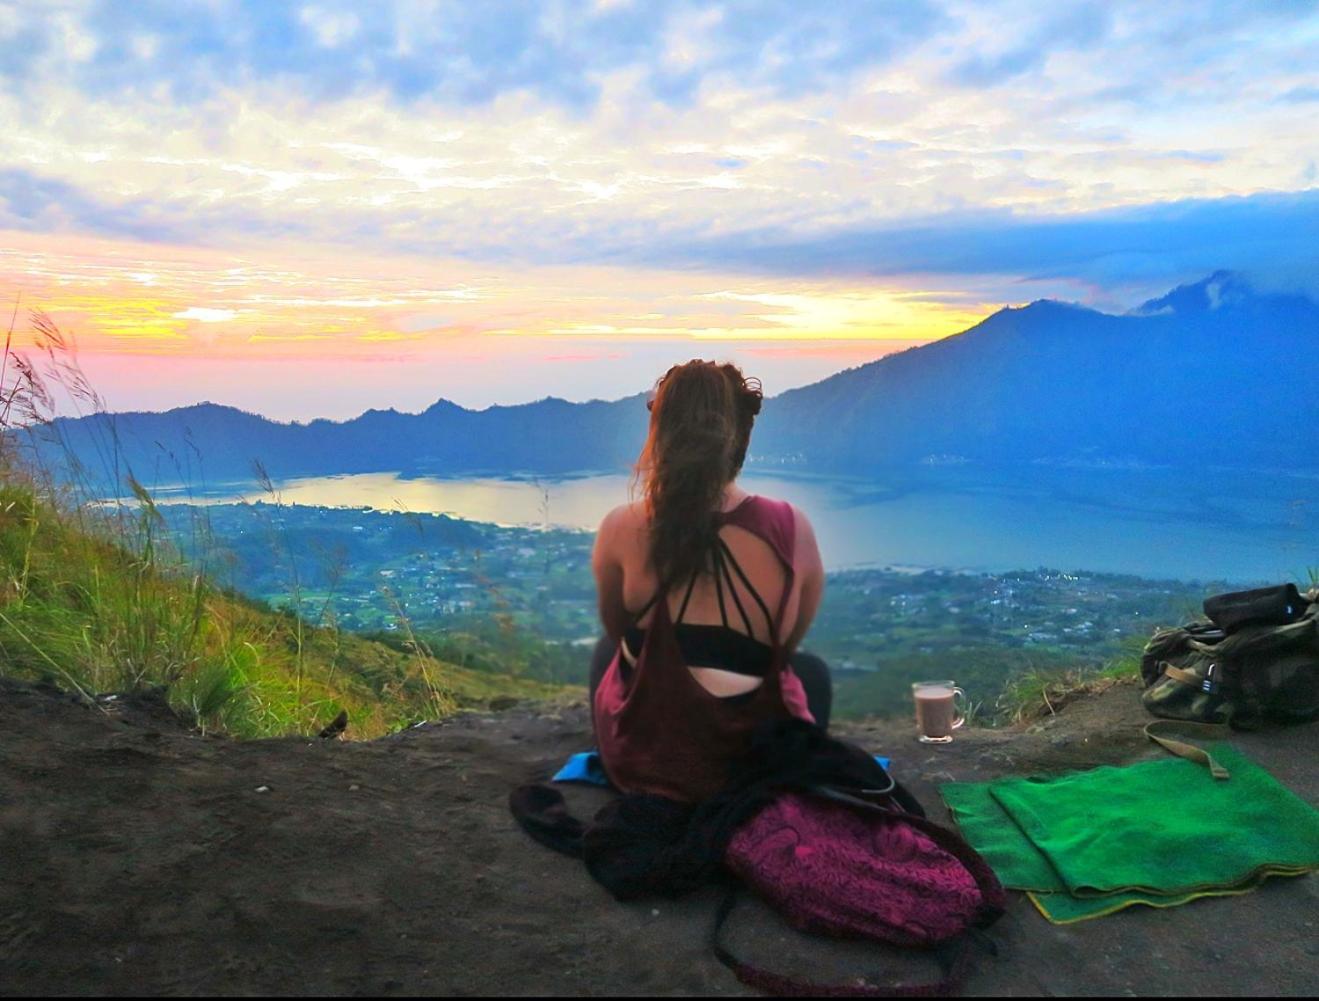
[137,468,1315,583]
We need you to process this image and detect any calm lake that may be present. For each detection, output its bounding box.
[144,466,1316,584]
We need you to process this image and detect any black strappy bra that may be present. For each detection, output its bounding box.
[622,535,777,678]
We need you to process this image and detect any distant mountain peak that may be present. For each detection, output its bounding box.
[1016,298,1094,316]
[423,398,464,415]
[154,401,255,419]
[1131,270,1254,317]
[176,400,233,413]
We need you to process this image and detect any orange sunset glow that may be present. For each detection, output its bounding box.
[1,3,1314,417]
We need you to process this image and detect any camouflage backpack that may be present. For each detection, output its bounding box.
[1141,585,1319,726]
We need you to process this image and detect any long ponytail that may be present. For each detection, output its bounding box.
[635,361,763,587]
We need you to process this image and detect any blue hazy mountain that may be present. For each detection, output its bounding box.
[28,272,1319,490]
[755,271,1319,471]
[32,394,647,490]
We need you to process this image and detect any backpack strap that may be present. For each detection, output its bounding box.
[1143,720,1231,779]
[1157,662,1204,688]
[711,885,980,998]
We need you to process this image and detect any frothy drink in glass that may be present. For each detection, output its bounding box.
[912,681,966,743]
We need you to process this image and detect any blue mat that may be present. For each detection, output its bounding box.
[553,750,892,787]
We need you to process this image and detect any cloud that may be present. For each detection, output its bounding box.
[1279,85,1319,103]
[0,168,192,243]
[3,0,1317,314]
[298,6,361,49]
[632,187,1319,295]
[2,0,945,110]
[6,156,1319,310]
[944,2,1112,87]
[174,306,238,322]
[0,166,317,248]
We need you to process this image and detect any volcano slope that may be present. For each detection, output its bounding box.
[1,676,1316,996]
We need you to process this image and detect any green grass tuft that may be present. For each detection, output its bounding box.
[0,310,571,738]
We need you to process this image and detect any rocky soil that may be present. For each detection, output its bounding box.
[1,676,1316,996]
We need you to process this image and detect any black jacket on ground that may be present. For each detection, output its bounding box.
[509,719,924,901]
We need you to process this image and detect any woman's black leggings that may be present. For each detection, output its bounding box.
[586,635,833,731]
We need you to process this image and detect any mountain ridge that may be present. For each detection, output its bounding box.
[72,272,1315,426]
[26,272,1319,485]
[754,272,1319,471]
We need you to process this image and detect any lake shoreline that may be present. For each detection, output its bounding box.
[112,466,1311,583]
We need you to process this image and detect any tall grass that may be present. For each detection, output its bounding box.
[0,310,283,733]
[380,583,458,720]
[991,629,1145,726]
[0,307,519,737]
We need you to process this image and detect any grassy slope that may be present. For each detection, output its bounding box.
[0,479,573,739]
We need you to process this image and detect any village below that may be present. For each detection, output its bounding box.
[168,499,1219,720]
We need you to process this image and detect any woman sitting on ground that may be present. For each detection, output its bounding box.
[588,359,831,803]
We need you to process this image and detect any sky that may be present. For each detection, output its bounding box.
[1,0,1316,420]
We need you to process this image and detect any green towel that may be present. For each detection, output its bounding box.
[942,743,1319,923]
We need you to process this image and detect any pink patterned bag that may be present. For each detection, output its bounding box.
[718,789,1005,997]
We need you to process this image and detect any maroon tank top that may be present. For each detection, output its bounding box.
[592,495,816,803]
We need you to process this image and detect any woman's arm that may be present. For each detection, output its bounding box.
[591,505,632,641]
[784,505,824,652]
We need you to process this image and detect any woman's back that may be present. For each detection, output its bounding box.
[595,490,822,695]
[593,493,820,801]
[589,359,827,802]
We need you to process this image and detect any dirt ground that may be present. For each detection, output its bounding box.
[1,675,1316,996]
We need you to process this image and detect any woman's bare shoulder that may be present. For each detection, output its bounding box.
[597,499,648,543]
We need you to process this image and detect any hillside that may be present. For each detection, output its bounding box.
[0,480,570,739]
[2,675,1315,995]
[27,272,1319,487]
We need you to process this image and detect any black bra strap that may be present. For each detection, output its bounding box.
[718,538,775,634]
[711,545,731,629]
[714,541,756,635]
[643,532,779,634]
[675,570,699,624]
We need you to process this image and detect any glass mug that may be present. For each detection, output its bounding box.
[912,680,967,744]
